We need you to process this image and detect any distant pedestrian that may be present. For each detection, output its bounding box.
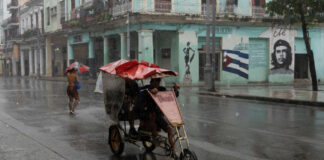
[67,68,80,114]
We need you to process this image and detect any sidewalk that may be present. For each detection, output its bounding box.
[197,84,324,107]
[35,76,324,107]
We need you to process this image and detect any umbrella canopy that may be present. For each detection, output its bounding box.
[65,62,90,73]
[115,60,178,80]
[115,60,156,80]
[149,64,178,78]
[99,59,128,74]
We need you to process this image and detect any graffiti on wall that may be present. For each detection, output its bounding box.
[270,25,294,74]
[183,41,195,79]
[270,39,294,74]
[260,24,296,75]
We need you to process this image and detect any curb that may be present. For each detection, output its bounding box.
[197,91,324,107]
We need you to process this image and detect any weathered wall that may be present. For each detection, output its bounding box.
[91,20,324,84]
[44,0,62,33]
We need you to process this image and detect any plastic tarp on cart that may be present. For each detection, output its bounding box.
[148,91,184,127]
[102,73,125,122]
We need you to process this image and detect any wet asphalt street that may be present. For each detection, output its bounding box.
[0,77,324,160]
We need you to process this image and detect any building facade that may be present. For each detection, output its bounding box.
[44,0,67,77]
[2,0,19,76]
[60,0,318,85]
[18,0,45,77]
[2,0,324,86]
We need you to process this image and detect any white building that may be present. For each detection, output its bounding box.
[18,0,45,76]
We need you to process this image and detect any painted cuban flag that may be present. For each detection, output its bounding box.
[222,50,249,79]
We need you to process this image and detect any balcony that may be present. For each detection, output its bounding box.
[7,0,19,10]
[22,28,42,39]
[4,33,20,42]
[202,4,271,18]
[201,4,239,16]
[63,9,111,29]
[155,2,172,13]
[111,2,132,17]
[252,6,267,18]
[220,5,238,15]
[2,17,19,28]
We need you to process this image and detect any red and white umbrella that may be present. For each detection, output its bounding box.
[65,62,90,73]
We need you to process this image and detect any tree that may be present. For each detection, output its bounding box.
[266,0,324,91]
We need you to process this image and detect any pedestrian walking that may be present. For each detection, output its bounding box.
[66,68,80,114]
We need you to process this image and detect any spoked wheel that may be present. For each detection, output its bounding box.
[108,125,124,155]
[142,140,156,152]
[180,149,198,160]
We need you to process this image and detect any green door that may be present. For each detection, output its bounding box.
[248,39,269,82]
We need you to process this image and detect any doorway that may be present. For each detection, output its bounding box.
[294,54,308,79]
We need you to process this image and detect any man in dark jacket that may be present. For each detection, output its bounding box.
[137,78,179,157]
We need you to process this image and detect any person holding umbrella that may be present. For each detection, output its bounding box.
[66,63,81,114]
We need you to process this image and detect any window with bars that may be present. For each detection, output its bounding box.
[226,0,238,6]
[252,0,266,6]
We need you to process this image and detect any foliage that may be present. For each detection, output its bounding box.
[68,20,80,26]
[266,0,324,24]
[64,12,111,29]
[22,29,38,38]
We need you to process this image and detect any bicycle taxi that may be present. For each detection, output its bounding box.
[98,59,198,160]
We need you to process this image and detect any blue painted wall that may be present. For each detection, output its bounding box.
[173,0,200,14]
[237,0,251,16]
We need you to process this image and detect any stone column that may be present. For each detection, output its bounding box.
[34,48,39,75]
[103,36,109,65]
[67,41,74,65]
[38,10,42,30]
[46,37,52,77]
[40,47,44,75]
[137,30,154,63]
[20,50,25,76]
[29,49,34,76]
[119,33,127,60]
[88,38,95,77]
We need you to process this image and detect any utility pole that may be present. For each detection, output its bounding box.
[204,0,215,91]
[126,0,130,59]
[211,0,216,91]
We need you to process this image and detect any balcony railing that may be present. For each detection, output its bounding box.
[155,2,172,13]
[2,17,19,27]
[5,34,20,41]
[221,5,238,15]
[22,28,42,39]
[202,4,272,18]
[201,4,239,15]
[252,6,266,18]
[7,0,18,9]
[63,9,111,29]
[111,2,132,17]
